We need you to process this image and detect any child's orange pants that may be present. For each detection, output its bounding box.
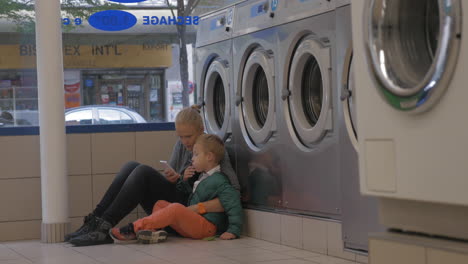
[132,200,216,239]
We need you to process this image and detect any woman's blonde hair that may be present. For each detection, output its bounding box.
[175,105,204,131]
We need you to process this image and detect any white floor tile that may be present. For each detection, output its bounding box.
[0,236,358,264]
[0,259,33,264]
[305,255,357,264]
[225,251,297,263]
[0,247,24,261]
[31,253,100,264]
[258,259,322,264]
[282,249,323,259]
[71,243,167,264]
[171,256,241,264]
[6,242,79,261]
[211,247,275,257]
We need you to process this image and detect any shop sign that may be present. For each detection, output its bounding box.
[0,44,172,69]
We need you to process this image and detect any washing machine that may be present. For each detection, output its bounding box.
[274,0,341,217]
[336,0,383,251]
[195,6,235,141]
[232,0,282,209]
[195,6,238,174]
[352,0,468,239]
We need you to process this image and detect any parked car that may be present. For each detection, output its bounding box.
[65,105,147,125]
[0,111,33,127]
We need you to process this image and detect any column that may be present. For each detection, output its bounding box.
[35,0,69,243]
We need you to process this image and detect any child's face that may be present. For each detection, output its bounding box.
[192,143,209,172]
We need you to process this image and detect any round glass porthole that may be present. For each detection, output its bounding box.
[241,48,275,146]
[252,67,269,127]
[366,0,461,112]
[212,74,226,128]
[288,36,331,146]
[204,59,231,139]
[301,56,323,127]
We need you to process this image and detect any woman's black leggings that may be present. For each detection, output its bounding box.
[93,161,180,226]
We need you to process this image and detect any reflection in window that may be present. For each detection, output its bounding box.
[65,109,93,125]
[98,109,133,124]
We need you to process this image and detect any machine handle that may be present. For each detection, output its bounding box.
[225,26,230,32]
[197,98,205,107]
[219,17,226,26]
[269,12,275,18]
[235,95,243,106]
[340,85,351,101]
[281,89,291,100]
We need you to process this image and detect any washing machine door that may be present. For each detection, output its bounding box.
[241,48,275,146]
[203,59,231,140]
[287,36,332,146]
[341,49,358,151]
[365,0,461,113]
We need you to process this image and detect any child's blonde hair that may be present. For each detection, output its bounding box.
[175,105,204,132]
[195,134,225,164]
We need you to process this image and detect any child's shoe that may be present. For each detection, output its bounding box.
[137,230,168,244]
[109,223,137,244]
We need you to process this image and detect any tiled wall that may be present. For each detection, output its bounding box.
[0,131,368,264]
[243,209,369,264]
[0,131,176,241]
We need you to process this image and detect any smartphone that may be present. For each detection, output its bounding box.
[159,160,174,171]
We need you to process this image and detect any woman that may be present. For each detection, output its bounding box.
[67,106,240,247]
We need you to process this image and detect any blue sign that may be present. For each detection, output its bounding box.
[107,0,148,3]
[271,0,278,11]
[88,10,137,31]
[142,16,199,26]
[85,79,94,87]
[250,1,268,17]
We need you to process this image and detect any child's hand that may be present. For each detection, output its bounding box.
[220,232,236,240]
[183,166,197,181]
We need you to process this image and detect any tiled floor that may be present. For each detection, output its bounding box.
[0,236,361,264]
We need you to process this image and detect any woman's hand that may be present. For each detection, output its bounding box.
[183,166,197,181]
[220,232,236,240]
[164,168,179,183]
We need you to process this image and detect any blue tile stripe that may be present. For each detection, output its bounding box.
[0,123,175,136]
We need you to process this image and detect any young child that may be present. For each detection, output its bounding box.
[109,134,242,243]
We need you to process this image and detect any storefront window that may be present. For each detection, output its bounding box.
[0,0,237,129]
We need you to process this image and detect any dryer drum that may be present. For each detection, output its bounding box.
[213,74,226,128]
[301,56,323,126]
[252,66,269,127]
[367,0,461,101]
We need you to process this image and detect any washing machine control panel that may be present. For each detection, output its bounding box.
[233,0,277,37]
[196,7,235,47]
[275,0,335,25]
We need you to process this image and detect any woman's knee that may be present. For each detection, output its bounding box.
[133,164,157,174]
[121,161,140,172]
